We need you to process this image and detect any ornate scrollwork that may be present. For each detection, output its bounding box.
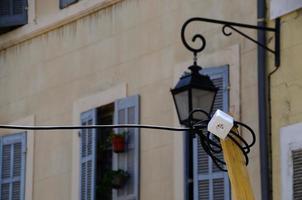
[181,17,279,66]
[181,18,207,56]
[222,25,233,36]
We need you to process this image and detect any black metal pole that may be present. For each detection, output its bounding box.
[257,0,271,199]
[188,133,194,200]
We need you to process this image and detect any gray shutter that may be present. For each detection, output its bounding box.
[193,65,230,200]
[59,0,78,9]
[0,132,26,200]
[0,0,27,29]
[292,149,302,199]
[113,95,140,200]
[80,109,97,200]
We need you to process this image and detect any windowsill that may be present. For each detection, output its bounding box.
[0,0,122,50]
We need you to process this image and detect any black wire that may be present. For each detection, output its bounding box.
[205,131,223,153]
[228,134,249,165]
[192,120,210,128]
[229,130,251,154]
[234,121,256,148]
[198,132,225,165]
[194,120,256,171]
[198,134,227,172]
[191,120,223,153]
[0,117,256,172]
[0,124,189,132]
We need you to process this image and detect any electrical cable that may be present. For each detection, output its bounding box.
[0,110,256,172]
[205,131,223,153]
[0,124,189,132]
[192,116,256,171]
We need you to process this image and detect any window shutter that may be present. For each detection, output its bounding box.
[293,149,302,199]
[113,95,140,200]
[59,0,78,9]
[0,0,28,29]
[80,109,97,200]
[199,180,209,200]
[0,132,26,200]
[193,66,230,200]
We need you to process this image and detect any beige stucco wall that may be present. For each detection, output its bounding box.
[0,0,260,199]
[266,7,302,200]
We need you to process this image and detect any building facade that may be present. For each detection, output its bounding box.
[267,1,302,200]
[1,0,299,200]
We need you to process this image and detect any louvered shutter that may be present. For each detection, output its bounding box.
[292,149,302,199]
[80,109,97,200]
[193,66,230,200]
[0,133,26,200]
[113,95,140,200]
[0,0,27,29]
[59,0,78,9]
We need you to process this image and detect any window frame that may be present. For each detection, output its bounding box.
[280,122,302,200]
[71,84,127,200]
[0,132,26,200]
[77,93,140,200]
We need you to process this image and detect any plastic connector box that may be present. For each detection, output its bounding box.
[207,109,234,139]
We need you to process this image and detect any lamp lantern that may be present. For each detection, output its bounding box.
[171,65,218,127]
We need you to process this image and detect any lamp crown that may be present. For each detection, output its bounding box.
[188,65,202,75]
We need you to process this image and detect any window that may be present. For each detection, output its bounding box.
[96,103,114,200]
[60,0,79,9]
[0,0,28,33]
[193,65,230,200]
[292,149,302,199]
[280,122,302,200]
[0,132,26,200]
[80,95,140,200]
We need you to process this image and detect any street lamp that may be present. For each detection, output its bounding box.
[173,16,281,128]
[171,65,217,127]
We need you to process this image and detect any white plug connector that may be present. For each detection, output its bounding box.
[207,109,234,139]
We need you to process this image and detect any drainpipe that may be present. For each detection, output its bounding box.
[257,0,272,200]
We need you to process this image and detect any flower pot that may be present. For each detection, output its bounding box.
[112,135,125,153]
[111,171,129,189]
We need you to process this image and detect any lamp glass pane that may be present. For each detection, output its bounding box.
[192,88,215,120]
[174,90,189,122]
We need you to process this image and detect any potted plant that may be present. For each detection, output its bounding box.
[111,169,130,189]
[95,169,130,196]
[111,131,127,153]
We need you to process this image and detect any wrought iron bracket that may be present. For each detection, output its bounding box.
[181,17,281,67]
